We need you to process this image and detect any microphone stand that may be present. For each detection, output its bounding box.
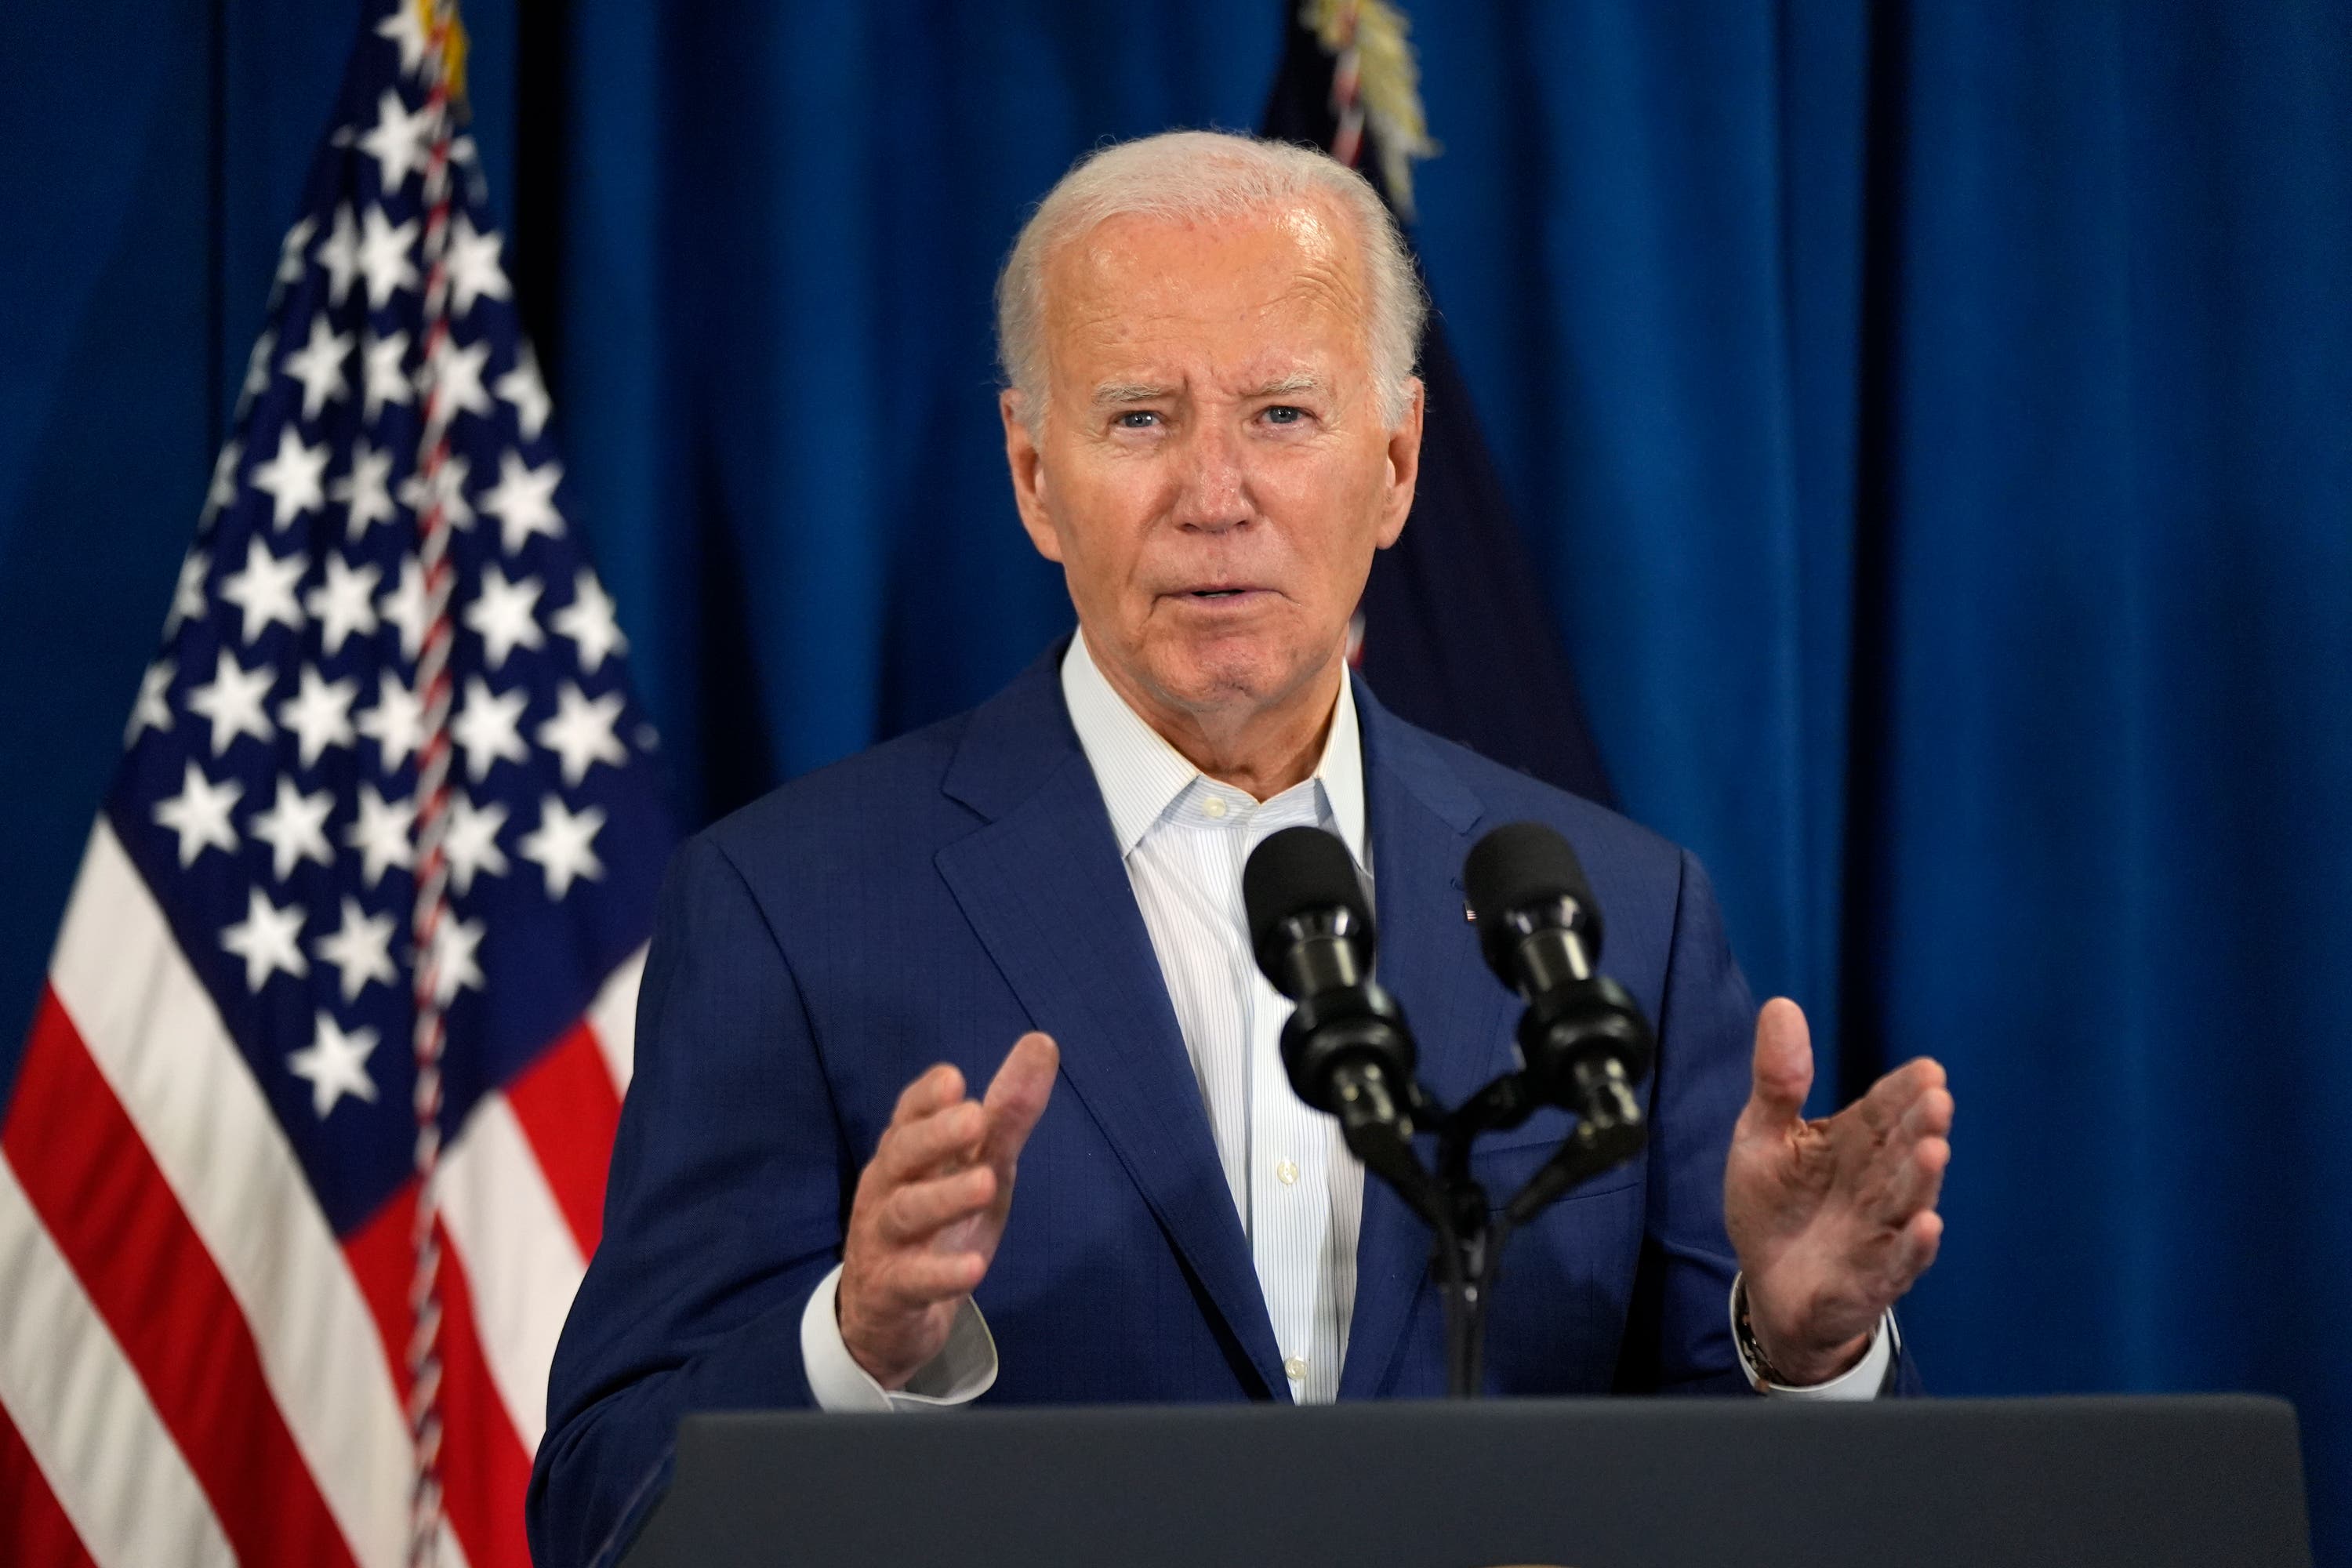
[1352,1067,1650,1399]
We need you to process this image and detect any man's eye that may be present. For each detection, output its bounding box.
[1115,411,1162,430]
[1263,405,1306,426]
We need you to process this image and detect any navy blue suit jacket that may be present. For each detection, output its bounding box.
[528,648,1918,1567]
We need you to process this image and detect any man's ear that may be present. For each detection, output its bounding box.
[1000,389,1064,564]
[1375,376,1425,550]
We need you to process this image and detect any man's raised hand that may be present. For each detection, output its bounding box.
[1722,999,1953,1385]
[837,1032,1058,1390]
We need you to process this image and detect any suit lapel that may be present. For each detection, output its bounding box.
[935,657,1288,1398]
[1338,683,1508,1399]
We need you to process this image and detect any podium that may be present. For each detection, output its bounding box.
[618,1394,2310,1567]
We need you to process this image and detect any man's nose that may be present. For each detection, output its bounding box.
[1173,418,1250,532]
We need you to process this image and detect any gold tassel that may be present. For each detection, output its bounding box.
[1304,0,1439,218]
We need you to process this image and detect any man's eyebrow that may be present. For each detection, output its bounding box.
[1090,382,1178,407]
[1247,372,1322,399]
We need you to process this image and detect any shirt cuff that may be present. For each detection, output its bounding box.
[1728,1274,1897,1400]
[799,1262,999,1412]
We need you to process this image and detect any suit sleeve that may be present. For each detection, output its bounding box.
[527,833,851,1568]
[1610,848,1755,1394]
[1613,849,1924,1397]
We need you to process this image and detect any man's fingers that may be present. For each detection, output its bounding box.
[877,1167,997,1245]
[891,1062,967,1127]
[1850,1069,1952,1214]
[1846,1056,1942,1145]
[981,1032,1060,1168]
[1893,1208,1944,1284]
[1901,1080,1955,1140]
[874,1099,987,1183]
[1740,999,1814,1131]
[1872,1131,1951,1225]
[1875,1056,1947,1115]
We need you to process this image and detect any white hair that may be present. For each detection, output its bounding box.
[995,130,1428,429]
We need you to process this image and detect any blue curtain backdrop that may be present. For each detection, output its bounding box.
[3,0,2347,1557]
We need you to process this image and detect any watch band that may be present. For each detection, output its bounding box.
[1731,1273,1795,1392]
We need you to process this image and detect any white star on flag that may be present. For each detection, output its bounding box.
[275,215,318,289]
[445,214,513,318]
[356,670,425,773]
[241,329,278,405]
[344,782,416,887]
[552,569,627,673]
[521,794,608,898]
[317,205,361,307]
[221,887,310,992]
[288,1011,381,1117]
[536,683,628,786]
[377,0,429,75]
[249,427,330,529]
[278,667,360,767]
[203,441,244,523]
[427,911,486,1004]
[397,452,473,531]
[358,87,434,193]
[125,659,176,747]
[250,776,336,882]
[361,332,412,422]
[463,564,546,670]
[186,647,278,754]
[220,535,308,643]
[444,794,512,894]
[151,760,242,866]
[357,205,420,309]
[306,555,383,656]
[332,441,399,540]
[165,548,211,637]
[452,677,531,781]
[429,336,495,423]
[379,555,430,661]
[314,897,398,1003]
[479,451,564,554]
[495,343,552,441]
[282,314,353,421]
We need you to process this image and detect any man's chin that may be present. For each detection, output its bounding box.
[1138,637,1334,719]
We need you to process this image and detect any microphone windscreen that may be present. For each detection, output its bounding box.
[1463,821,1603,956]
[1243,826,1371,964]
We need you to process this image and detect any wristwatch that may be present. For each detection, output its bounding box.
[1730,1274,1796,1392]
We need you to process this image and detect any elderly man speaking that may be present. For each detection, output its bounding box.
[528,131,1955,1565]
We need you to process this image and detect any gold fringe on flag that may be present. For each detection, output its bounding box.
[1304,0,1439,218]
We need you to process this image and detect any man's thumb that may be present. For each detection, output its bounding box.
[982,1031,1059,1160]
[1744,998,1814,1127]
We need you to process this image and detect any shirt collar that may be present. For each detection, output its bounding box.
[1061,630,1367,866]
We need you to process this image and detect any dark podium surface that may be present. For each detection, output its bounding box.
[619,1394,2310,1568]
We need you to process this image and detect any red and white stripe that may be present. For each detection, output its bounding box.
[0,819,641,1568]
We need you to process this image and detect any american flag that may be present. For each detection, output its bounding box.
[0,3,670,1565]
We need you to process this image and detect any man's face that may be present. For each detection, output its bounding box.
[1002,198,1422,731]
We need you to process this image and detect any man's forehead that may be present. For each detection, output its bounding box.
[1042,199,1370,385]
[1055,201,1354,298]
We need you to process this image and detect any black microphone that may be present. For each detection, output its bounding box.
[1462,822,1653,1134]
[1243,826,1424,1171]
